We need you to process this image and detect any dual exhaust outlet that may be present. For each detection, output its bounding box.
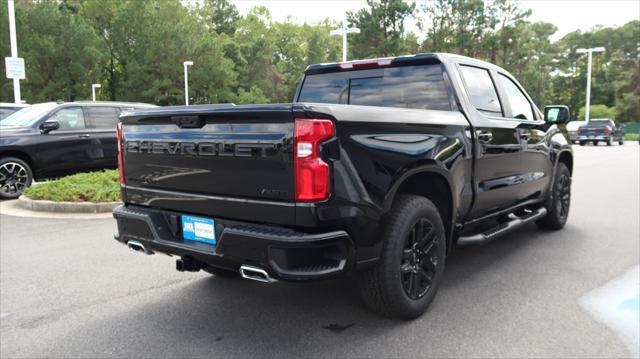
[126,240,275,283]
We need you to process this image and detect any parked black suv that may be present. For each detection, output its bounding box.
[0,101,156,199]
[113,53,573,319]
[0,103,29,120]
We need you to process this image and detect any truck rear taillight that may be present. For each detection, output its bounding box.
[294,118,335,202]
[604,126,611,134]
[116,122,125,185]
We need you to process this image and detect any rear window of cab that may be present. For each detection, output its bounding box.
[297,64,454,111]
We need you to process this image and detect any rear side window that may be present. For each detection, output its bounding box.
[87,107,120,129]
[459,65,502,116]
[497,74,535,121]
[298,64,453,111]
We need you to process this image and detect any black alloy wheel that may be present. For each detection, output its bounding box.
[555,171,571,221]
[0,158,33,199]
[536,162,571,230]
[400,218,440,300]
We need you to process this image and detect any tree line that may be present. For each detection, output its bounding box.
[1,0,638,122]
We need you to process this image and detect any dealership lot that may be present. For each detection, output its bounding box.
[1,144,638,358]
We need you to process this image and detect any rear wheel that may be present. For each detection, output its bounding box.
[536,162,571,230]
[607,138,613,146]
[619,137,624,145]
[358,195,446,319]
[593,141,599,146]
[579,141,586,146]
[0,157,33,199]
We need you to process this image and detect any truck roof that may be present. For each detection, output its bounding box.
[304,52,508,75]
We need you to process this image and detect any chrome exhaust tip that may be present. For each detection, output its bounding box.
[239,265,277,283]
[127,240,154,255]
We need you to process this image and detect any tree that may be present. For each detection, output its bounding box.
[1,1,105,102]
[347,0,415,58]
[578,104,616,120]
[198,0,239,35]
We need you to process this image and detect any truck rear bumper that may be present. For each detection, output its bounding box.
[579,135,609,140]
[113,205,353,281]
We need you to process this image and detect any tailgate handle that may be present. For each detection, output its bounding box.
[173,115,205,128]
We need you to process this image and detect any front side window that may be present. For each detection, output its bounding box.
[48,107,85,130]
[459,65,502,116]
[298,64,453,111]
[497,74,535,121]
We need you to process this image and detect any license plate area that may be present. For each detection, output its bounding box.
[181,215,216,246]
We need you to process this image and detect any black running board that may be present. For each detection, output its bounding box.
[457,207,547,246]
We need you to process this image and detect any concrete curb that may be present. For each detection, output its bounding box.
[17,196,120,213]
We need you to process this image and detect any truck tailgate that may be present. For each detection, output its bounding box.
[120,104,295,222]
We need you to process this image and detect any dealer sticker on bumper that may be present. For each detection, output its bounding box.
[181,215,216,245]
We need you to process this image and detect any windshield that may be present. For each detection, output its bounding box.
[586,120,611,127]
[0,103,57,127]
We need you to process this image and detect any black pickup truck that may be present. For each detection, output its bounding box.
[113,53,573,319]
[577,119,625,146]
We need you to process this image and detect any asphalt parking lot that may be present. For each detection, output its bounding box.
[1,143,638,358]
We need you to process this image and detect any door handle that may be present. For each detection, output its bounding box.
[476,130,493,143]
[78,134,91,138]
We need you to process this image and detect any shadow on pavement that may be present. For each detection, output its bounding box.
[55,223,588,357]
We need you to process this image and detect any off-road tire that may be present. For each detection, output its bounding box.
[358,195,446,319]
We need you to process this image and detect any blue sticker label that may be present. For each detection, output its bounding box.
[182,215,216,245]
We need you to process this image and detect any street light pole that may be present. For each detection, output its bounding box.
[576,47,605,122]
[91,84,101,101]
[7,0,21,104]
[330,24,360,62]
[183,61,193,106]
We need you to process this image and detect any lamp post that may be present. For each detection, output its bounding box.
[7,0,21,104]
[91,84,101,101]
[183,61,193,106]
[330,24,360,62]
[576,47,605,122]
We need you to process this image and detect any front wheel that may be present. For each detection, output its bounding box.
[358,195,446,319]
[0,157,33,199]
[536,162,571,230]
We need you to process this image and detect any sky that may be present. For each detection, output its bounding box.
[231,0,639,41]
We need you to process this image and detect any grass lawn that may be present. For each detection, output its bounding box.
[24,170,120,202]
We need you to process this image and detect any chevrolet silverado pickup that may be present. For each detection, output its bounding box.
[113,53,573,319]
[577,119,624,146]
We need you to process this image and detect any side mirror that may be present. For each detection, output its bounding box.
[544,105,570,124]
[40,121,60,134]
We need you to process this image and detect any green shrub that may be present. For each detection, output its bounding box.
[624,133,639,141]
[24,170,120,202]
